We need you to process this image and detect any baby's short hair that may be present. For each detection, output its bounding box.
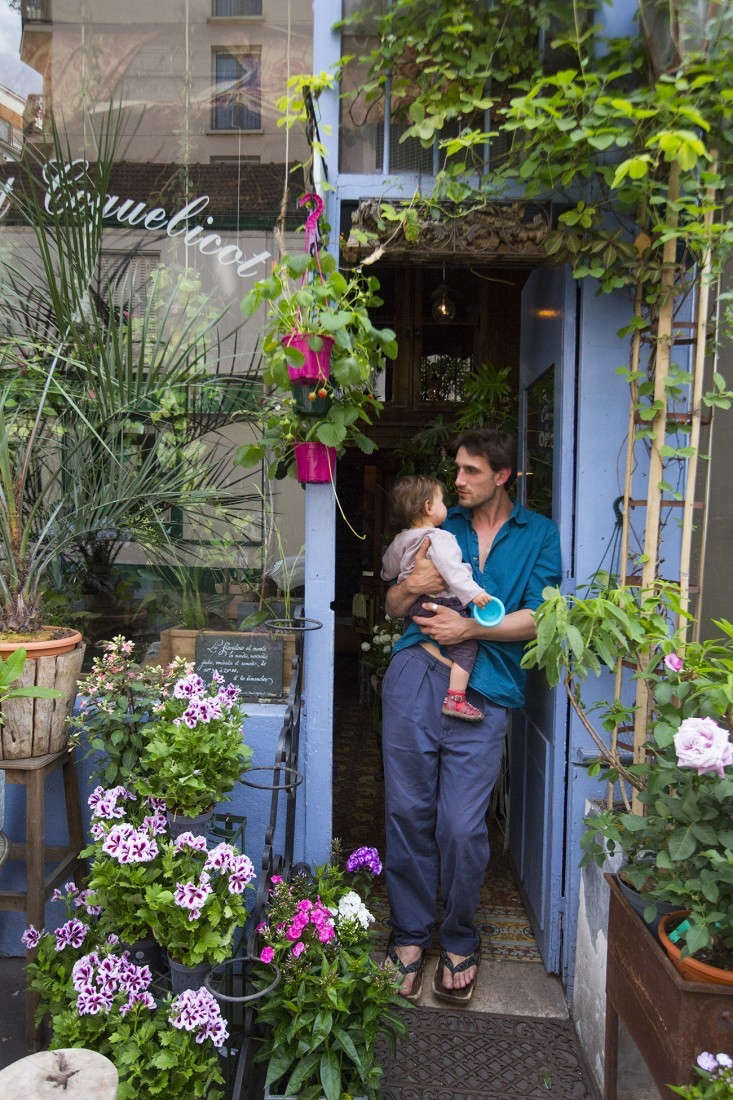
[389,475,442,529]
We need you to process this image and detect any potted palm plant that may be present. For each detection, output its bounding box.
[0,114,259,756]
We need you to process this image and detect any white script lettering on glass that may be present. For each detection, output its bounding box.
[38,160,270,279]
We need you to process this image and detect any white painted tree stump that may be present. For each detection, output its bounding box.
[0,1048,118,1097]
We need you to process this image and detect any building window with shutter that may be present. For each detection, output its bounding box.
[212,50,261,131]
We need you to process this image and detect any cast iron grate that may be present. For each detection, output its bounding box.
[377,1008,594,1099]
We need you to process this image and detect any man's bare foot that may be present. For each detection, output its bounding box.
[386,944,424,998]
[441,951,477,991]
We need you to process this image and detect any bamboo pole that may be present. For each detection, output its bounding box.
[631,162,681,814]
[693,269,722,644]
[678,168,716,638]
[608,283,644,812]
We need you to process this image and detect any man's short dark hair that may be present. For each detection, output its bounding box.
[452,428,517,487]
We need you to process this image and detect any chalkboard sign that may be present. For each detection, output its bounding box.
[195,632,283,700]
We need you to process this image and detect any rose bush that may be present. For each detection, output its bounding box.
[575,617,733,967]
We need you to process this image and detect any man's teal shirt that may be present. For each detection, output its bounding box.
[391,500,562,708]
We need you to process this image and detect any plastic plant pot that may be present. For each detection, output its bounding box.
[293,442,336,484]
[471,598,506,627]
[291,382,332,417]
[281,333,334,383]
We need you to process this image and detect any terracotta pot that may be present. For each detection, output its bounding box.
[658,910,733,986]
[294,442,336,484]
[281,332,334,382]
[0,633,85,759]
[0,628,82,659]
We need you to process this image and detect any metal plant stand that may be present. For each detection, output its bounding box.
[222,616,310,1098]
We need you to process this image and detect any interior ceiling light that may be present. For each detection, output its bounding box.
[431,268,456,321]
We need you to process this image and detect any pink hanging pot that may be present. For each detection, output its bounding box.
[282,332,334,383]
[294,442,337,483]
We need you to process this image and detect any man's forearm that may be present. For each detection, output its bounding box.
[385,578,419,619]
[465,608,537,643]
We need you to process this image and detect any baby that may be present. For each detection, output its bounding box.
[381,475,495,722]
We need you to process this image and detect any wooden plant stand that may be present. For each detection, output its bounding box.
[0,750,84,1047]
[604,873,733,1099]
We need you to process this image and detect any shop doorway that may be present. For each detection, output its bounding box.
[331,261,577,975]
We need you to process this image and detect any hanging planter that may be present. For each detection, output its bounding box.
[290,381,332,416]
[282,333,334,384]
[293,442,336,484]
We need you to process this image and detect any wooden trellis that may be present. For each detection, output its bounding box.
[612,171,718,812]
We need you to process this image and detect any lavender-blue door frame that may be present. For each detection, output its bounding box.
[511,266,577,972]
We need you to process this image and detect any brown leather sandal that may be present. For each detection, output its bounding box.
[385,943,425,1002]
[431,941,481,1004]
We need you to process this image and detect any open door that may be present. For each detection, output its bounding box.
[509,267,577,972]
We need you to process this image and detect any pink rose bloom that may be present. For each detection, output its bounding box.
[260,947,275,964]
[291,941,305,958]
[674,716,733,777]
[664,653,684,673]
[270,875,282,885]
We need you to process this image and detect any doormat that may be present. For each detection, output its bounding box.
[378,1008,594,1099]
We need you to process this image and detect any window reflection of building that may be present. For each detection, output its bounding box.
[17,2,311,165]
[212,0,263,15]
[212,49,261,131]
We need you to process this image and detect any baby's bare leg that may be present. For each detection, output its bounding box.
[448,661,470,694]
